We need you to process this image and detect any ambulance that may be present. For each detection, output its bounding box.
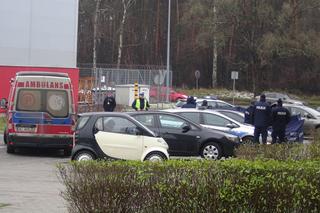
[1,72,76,155]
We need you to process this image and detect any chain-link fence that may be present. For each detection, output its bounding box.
[78,65,172,112]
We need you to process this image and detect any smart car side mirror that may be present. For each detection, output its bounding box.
[306,114,312,119]
[0,98,7,109]
[182,124,191,133]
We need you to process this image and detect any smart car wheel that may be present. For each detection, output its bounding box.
[74,150,95,161]
[144,152,166,162]
[201,142,222,160]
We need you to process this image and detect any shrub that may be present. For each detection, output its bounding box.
[58,159,320,213]
[235,139,320,161]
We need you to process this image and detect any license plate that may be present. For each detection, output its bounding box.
[16,127,35,132]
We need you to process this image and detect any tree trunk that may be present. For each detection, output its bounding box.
[93,0,101,104]
[212,1,217,88]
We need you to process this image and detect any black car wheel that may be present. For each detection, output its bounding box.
[144,151,166,162]
[7,145,15,154]
[74,150,96,161]
[201,142,222,160]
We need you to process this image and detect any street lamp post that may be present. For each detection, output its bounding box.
[166,0,171,103]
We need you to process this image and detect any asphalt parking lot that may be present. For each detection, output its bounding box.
[0,134,69,213]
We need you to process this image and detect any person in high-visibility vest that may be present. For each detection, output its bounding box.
[132,92,150,111]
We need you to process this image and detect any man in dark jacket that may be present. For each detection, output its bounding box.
[244,101,255,124]
[132,92,150,111]
[252,94,271,144]
[271,99,291,144]
[181,96,196,108]
[103,92,116,112]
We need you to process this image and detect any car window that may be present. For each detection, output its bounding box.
[133,114,155,128]
[16,89,69,117]
[46,90,68,117]
[159,114,186,129]
[179,112,200,124]
[16,89,42,111]
[203,113,230,127]
[76,116,90,130]
[266,93,276,98]
[95,117,103,131]
[219,111,244,123]
[103,117,137,135]
[197,101,217,108]
[216,102,233,109]
[290,107,305,116]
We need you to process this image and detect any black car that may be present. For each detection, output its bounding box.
[128,111,240,159]
[71,112,169,161]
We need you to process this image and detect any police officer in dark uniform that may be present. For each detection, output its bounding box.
[103,92,116,112]
[244,100,255,124]
[181,96,196,108]
[252,94,271,144]
[271,99,291,144]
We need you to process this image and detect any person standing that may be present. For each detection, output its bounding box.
[271,99,291,144]
[132,92,150,111]
[244,100,255,124]
[103,92,116,112]
[181,96,196,108]
[252,94,271,144]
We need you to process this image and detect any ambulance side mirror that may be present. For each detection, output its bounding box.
[0,98,7,109]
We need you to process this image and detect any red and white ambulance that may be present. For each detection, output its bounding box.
[1,72,76,155]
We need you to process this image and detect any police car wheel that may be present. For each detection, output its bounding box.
[242,136,254,144]
[201,142,222,160]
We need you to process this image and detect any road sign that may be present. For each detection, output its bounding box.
[195,70,201,79]
[231,71,238,80]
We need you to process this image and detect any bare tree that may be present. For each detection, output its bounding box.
[117,0,136,68]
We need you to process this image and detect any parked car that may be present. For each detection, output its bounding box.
[283,104,320,135]
[128,111,240,159]
[176,98,232,108]
[150,87,187,102]
[164,108,262,144]
[256,92,305,105]
[71,112,169,162]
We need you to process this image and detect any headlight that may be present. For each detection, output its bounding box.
[226,135,240,143]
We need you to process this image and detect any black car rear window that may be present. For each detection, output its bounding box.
[76,116,90,130]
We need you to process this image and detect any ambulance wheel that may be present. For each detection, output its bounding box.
[3,128,7,144]
[7,145,15,154]
[64,148,72,156]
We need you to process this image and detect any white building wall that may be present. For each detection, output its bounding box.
[0,0,78,68]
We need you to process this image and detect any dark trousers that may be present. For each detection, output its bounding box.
[272,129,285,144]
[254,126,268,144]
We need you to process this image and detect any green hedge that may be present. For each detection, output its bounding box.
[58,160,320,213]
